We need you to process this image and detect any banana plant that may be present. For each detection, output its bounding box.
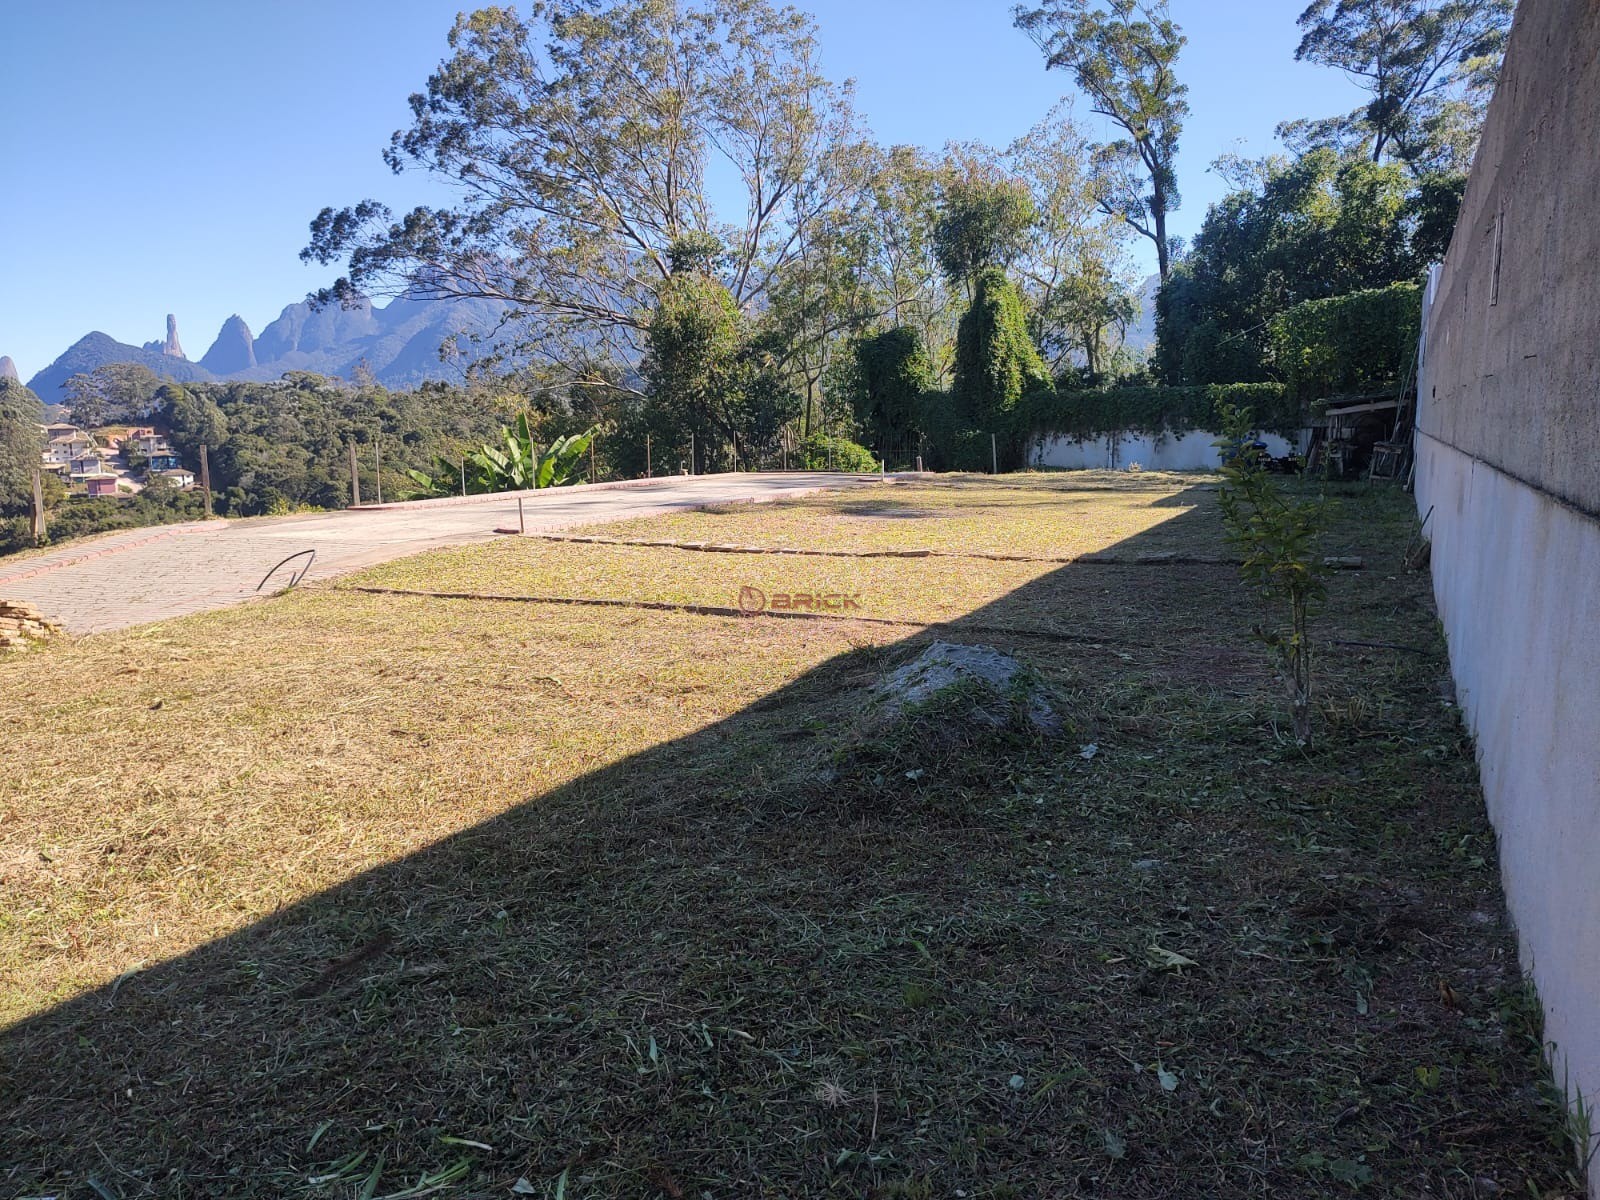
[405,418,598,497]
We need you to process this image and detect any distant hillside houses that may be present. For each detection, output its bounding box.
[37,422,194,495]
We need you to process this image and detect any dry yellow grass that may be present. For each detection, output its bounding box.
[1,473,1581,1198]
[0,473,1201,1025]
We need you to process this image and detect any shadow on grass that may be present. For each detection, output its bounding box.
[2,487,1570,1198]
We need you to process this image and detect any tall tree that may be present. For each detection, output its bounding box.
[643,267,795,470]
[303,0,863,403]
[849,327,934,450]
[0,379,45,518]
[931,156,1037,295]
[855,145,963,383]
[153,383,229,469]
[1013,0,1188,280]
[1283,0,1513,173]
[1006,105,1139,378]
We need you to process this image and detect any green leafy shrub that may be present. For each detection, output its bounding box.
[916,381,1297,472]
[800,433,879,473]
[1268,283,1422,406]
[1214,404,1327,746]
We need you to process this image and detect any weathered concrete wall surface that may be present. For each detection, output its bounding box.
[1422,0,1600,514]
[1417,0,1600,1171]
[1031,429,1293,471]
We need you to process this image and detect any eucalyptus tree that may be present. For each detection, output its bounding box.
[303,0,864,403]
[1282,0,1514,174]
[856,145,962,383]
[1006,106,1138,378]
[1013,0,1188,280]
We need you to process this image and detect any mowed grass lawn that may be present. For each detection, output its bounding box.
[0,473,1581,1198]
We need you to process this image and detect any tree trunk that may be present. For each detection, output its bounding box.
[1152,201,1171,281]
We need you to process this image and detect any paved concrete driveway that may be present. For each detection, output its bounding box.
[0,472,876,634]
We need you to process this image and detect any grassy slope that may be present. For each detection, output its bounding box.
[0,473,1582,1198]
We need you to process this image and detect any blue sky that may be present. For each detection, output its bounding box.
[0,1,1364,381]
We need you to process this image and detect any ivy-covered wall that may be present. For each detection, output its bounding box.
[1020,382,1297,439]
[1268,283,1422,406]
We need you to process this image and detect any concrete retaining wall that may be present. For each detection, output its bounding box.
[1417,0,1600,1175]
[1030,428,1295,472]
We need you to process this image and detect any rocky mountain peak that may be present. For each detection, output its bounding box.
[0,355,18,382]
[164,313,185,359]
[199,315,257,374]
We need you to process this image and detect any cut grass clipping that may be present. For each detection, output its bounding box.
[0,472,1585,1198]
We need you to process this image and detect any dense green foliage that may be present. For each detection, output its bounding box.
[62,363,163,428]
[849,328,935,450]
[913,381,1295,473]
[952,268,1052,428]
[1268,282,1423,404]
[1022,381,1298,439]
[1155,150,1439,384]
[0,378,45,518]
[24,365,506,527]
[932,173,1037,287]
[643,272,791,472]
[179,375,505,516]
[36,480,209,546]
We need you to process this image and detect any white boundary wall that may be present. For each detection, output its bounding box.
[1415,0,1600,1180]
[1030,428,1295,472]
[1415,433,1600,1137]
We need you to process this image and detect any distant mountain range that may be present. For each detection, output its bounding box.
[1126,273,1159,352]
[22,291,515,400]
[18,273,1161,403]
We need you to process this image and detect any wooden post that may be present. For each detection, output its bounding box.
[916,454,924,473]
[690,432,695,476]
[348,443,361,507]
[517,496,526,534]
[990,433,998,475]
[460,458,466,497]
[200,444,213,517]
[589,437,596,484]
[374,439,383,505]
[646,433,652,478]
[30,469,45,545]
